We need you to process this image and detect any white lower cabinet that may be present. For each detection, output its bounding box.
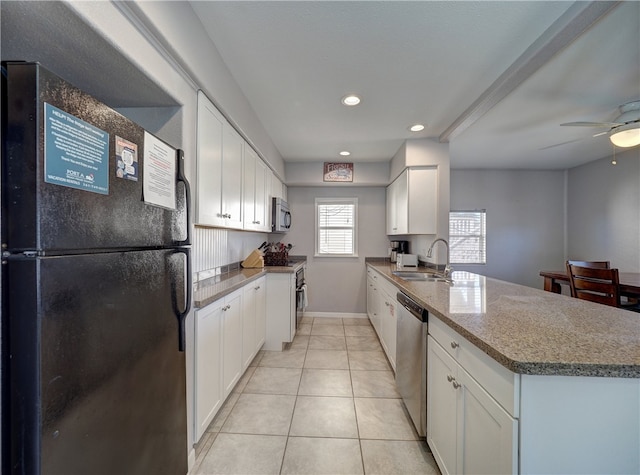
[264,272,296,351]
[366,275,380,334]
[194,279,264,442]
[242,276,266,370]
[194,300,223,441]
[427,316,518,475]
[222,289,243,399]
[365,266,396,370]
[379,286,397,371]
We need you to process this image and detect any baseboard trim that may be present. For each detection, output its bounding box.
[302,311,368,319]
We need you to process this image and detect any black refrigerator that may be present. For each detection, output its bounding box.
[2,62,191,474]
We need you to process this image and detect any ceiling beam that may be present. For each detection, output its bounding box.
[439,1,621,143]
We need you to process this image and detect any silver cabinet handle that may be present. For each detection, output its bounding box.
[222,304,230,311]
[255,286,260,290]
[450,341,460,349]
[385,301,390,307]
[452,380,462,389]
[447,374,454,382]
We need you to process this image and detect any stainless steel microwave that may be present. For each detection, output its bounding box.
[272,197,291,233]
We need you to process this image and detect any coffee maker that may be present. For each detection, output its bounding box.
[390,240,409,262]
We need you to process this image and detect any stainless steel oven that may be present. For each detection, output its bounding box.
[295,265,306,328]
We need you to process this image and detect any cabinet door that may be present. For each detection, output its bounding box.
[254,277,266,350]
[222,290,243,398]
[379,288,397,370]
[366,276,380,333]
[408,167,437,234]
[394,170,409,234]
[271,173,283,200]
[386,180,396,235]
[386,170,408,235]
[242,283,258,371]
[194,302,223,441]
[242,144,257,231]
[427,336,458,475]
[222,124,244,229]
[457,368,518,475]
[196,92,224,227]
[254,157,269,232]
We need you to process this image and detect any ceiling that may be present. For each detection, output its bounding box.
[190,1,640,169]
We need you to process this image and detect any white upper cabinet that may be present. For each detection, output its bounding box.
[221,123,244,229]
[270,173,286,201]
[243,146,270,233]
[196,91,243,229]
[387,166,438,235]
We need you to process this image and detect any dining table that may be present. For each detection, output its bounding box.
[539,269,640,298]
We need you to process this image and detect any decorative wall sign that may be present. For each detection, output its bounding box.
[323,162,353,182]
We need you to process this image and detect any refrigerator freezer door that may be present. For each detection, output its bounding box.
[3,62,188,253]
[6,249,188,474]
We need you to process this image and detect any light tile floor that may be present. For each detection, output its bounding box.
[192,316,440,475]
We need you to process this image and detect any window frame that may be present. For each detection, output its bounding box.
[449,209,487,265]
[314,197,358,258]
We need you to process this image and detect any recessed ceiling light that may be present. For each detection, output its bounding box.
[341,95,361,106]
[339,151,351,156]
[409,124,425,132]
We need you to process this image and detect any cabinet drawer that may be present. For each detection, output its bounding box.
[429,315,519,417]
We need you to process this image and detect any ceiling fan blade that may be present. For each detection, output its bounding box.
[592,131,608,137]
[539,138,585,150]
[560,121,622,127]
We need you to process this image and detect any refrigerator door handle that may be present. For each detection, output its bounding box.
[174,149,192,247]
[171,247,192,352]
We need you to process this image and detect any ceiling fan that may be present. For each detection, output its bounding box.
[561,100,640,148]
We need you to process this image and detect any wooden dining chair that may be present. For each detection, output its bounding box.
[566,260,610,271]
[566,263,621,307]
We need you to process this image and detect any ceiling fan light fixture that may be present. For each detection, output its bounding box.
[609,122,640,148]
[341,94,361,106]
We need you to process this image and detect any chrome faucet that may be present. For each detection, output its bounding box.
[427,238,452,278]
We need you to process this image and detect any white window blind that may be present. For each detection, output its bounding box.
[449,210,486,264]
[315,198,357,257]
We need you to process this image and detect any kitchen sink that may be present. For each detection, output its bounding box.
[392,271,453,283]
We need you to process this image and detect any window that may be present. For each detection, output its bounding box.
[449,210,486,264]
[315,198,358,257]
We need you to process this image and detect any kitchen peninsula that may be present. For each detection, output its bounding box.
[367,258,639,475]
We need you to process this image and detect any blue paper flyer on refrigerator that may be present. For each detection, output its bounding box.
[44,103,109,194]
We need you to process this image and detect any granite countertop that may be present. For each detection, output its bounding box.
[194,257,305,309]
[366,258,640,378]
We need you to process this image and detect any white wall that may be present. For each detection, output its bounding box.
[285,186,389,314]
[567,149,640,272]
[450,169,566,289]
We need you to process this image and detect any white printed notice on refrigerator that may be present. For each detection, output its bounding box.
[142,131,176,210]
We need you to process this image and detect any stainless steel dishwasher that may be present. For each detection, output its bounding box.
[396,292,428,437]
